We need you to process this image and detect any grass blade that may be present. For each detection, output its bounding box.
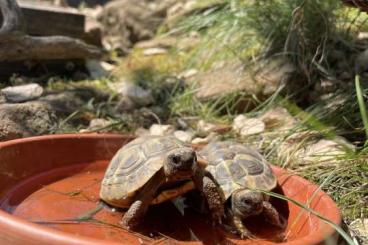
[256,189,355,245]
[355,75,368,146]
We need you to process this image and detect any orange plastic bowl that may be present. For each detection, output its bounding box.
[0,134,341,245]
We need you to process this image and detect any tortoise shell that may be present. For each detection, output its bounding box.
[200,141,277,200]
[100,135,195,207]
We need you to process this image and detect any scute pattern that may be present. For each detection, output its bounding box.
[100,135,188,207]
[142,137,177,157]
[201,141,277,200]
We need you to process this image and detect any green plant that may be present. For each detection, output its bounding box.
[355,75,368,146]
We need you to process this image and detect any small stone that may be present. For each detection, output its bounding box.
[197,120,231,136]
[191,132,218,145]
[259,107,296,130]
[135,127,150,137]
[358,32,368,40]
[177,118,189,129]
[86,59,109,79]
[149,124,175,136]
[114,97,136,113]
[233,115,266,135]
[100,61,116,72]
[1,83,43,103]
[87,118,111,132]
[232,115,248,133]
[232,116,265,136]
[197,120,217,135]
[174,130,194,143]
[239,119,265,136]
[116,80,154,107]
[143,47,168,56]
[191,137,208,145]
[178,69,198,79]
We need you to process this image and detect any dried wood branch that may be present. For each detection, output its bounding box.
[0,0,102,62]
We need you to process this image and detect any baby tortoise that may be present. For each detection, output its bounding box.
[200,141,286,238]
[100,135,224,229]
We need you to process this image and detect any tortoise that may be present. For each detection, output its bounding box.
[100,135,224,229]
[199,141,286,238]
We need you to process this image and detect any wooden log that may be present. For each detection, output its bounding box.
[18,1,85,38]
[0,0,102,62]
[0,35,101,61]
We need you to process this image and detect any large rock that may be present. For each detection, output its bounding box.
[277,131,355,165]
[0,118,24,141]
[303,137,355,163]
[99,0,175,53]
[40,88,108,116]
[0,102,57,141]
[188,58,295,101]
[1,83,43,103]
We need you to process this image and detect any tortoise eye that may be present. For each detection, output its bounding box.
[241,198,250,205]
[171,155,181,164]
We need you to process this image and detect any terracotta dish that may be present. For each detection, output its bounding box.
[0,134,341,245]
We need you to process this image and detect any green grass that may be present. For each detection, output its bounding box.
[168,0,349,73]
[355,75,368,145]
[259,189,356,245]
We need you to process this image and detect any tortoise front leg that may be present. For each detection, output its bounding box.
[231,214,257,239]
[192,169,225,224]
[121,169,165,229]
[262,201,287,229]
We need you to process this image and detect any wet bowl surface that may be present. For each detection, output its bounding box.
[0,134,341,245]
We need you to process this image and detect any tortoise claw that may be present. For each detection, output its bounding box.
[240,231,257,240]
[210,209,224,226]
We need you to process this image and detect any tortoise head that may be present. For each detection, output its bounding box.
[231,189,264,219]
[164,147,198,181]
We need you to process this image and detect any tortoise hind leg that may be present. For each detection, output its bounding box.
[121,169,166,229]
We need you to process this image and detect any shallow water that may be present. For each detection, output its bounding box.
[0,161,287,244]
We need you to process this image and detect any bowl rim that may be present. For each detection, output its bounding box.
[0,133,342,245]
